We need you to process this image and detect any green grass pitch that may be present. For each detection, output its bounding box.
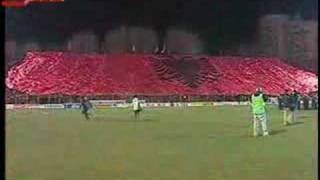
[6,106,317,180]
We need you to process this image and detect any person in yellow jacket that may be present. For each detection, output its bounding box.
[250,88,269,137]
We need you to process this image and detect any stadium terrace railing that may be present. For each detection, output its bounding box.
[6,90,254,104]
[5,89,318,109]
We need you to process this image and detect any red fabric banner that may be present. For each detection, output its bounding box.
[6,52,318,96]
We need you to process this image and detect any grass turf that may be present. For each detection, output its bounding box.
[6,106,317,180]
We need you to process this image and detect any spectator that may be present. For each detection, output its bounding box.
[282,90,291,125]
[130,44,136,54]
[303,96,309,110]
[311,95,317,109]
[236,95,241,104]
[297,96,301,110]
[153,46,159,54]
[278,95,283,110]
[291,90,299,122]
[160,44,167,55]
[315,93,318,109]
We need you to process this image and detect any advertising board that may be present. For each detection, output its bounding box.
[43,104,64,109]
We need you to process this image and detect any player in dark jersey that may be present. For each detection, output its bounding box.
[290,90,300,122]
[80,97,93,120]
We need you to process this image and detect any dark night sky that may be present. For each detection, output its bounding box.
[5,0,318,50]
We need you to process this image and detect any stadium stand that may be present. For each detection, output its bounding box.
[6,51,318,98]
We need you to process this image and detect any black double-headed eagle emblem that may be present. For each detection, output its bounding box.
[149,55,220,88]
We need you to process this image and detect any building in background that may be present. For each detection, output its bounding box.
[128,27,158,54]
[4,15,318,73]
[67,31,99,53]
[166,28,204,54]
[259,14,318,73]
[287,20,318,71]
[103,26,128,53]
[259,14,289,59]
[5,40,17,71]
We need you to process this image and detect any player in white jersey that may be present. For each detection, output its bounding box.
[132,95,142,120]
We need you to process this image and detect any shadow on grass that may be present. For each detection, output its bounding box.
[298,115,310,119]
[240,129,287,139]
[270,129,287,136]
[154,133,192,140]
[142,118,158,122]
[92,117,158,123]
[287,121,304,126]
